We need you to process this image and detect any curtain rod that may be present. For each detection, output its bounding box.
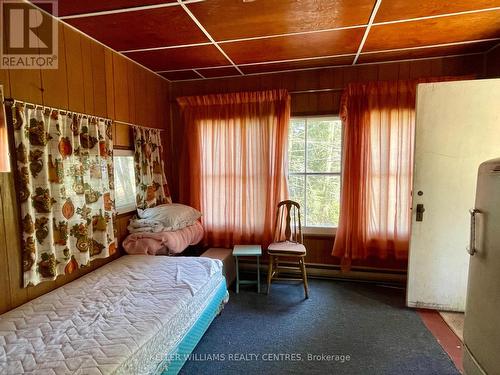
[3,98,164,131]
[114,119,165,131]
[289,88,343,94]
[3,98,112,122]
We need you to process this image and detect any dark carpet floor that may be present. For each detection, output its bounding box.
[179,279,460,375]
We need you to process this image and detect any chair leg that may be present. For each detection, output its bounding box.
[299,257,309,299]
[267,255,274,295]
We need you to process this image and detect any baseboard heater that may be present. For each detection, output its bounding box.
[237,260,407,285]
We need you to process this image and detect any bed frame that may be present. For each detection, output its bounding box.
[158,281,228,374]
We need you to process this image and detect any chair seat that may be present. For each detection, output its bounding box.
[267,241,306,255]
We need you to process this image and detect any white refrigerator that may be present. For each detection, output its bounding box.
[463,158,500,375]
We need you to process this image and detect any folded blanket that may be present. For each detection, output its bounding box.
[137,203,202,231]
[127,218,165,233]
[123,221,204,255]
[128,204,202,233]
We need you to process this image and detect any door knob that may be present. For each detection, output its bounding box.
[416,204,425,221]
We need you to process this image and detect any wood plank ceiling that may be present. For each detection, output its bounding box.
[33,0,500,81]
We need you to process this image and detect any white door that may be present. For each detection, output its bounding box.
[407,78,500,311]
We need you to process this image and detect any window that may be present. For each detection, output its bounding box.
[113,149,137,214]
[288,116,342,231]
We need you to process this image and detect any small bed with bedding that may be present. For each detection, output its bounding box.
[0,255,228,374]
[123,203,204,255]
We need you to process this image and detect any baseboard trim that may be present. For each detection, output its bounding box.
[237,260,407,285]
[407,301,465,312]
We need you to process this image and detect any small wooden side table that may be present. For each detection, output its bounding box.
[233,245,262,293]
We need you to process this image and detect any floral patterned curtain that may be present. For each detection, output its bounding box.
[8,101,116,287]
[133,127,171,209]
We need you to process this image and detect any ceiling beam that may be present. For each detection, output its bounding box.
[353,0,383,65]
[193,69,205,78]
[176,0,244,75]
[58,0,205,20]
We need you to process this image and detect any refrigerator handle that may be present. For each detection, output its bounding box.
[467,208,480,256]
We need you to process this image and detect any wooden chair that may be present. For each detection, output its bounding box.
[266,200,309,298]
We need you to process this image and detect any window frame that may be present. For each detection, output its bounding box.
[113,149,137,215]
[288,115,343,235]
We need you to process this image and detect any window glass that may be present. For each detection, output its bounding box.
[305,175,341,227]
[113,153,136,213]
[306,118,342,173]
[288,117,342,228]
[289,118,305,173]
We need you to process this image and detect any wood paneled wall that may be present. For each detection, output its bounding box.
[0,16,170,314]
[486,45,500,78]
[172,54,484,115]
[170,54,486,270]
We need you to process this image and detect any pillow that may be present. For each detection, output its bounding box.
[137,203,202,231]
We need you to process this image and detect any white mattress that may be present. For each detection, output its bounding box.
[0,255,226,375]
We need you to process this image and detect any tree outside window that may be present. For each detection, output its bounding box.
[288,117,342,228]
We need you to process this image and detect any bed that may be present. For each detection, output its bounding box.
[123,221,204,255]
[0,255,228,374]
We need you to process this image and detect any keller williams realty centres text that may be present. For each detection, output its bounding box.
[158,353,352,363]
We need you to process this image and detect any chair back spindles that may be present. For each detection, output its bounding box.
[274,200,302,244]
[284,201,292,241]
[298,206,303,244]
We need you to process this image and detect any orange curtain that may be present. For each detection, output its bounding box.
[177,89,290,248]
[332,79,427,267]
